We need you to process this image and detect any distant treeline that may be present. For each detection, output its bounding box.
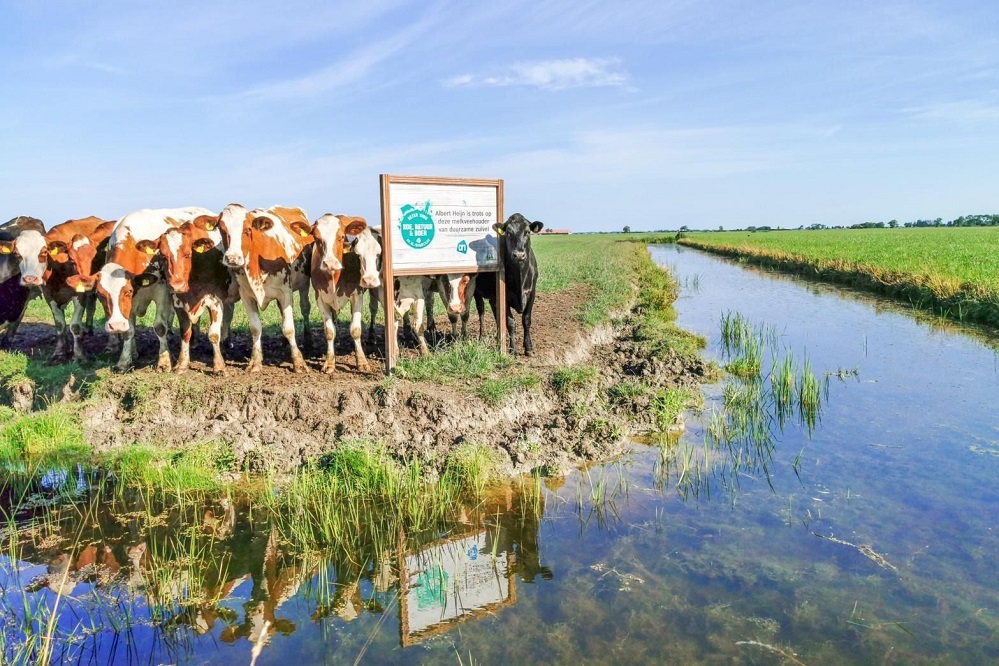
[683,214,999,233]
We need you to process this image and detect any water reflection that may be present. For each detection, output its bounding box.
[0,469,550,664]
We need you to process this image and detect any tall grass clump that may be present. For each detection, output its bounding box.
[397,339,512,382]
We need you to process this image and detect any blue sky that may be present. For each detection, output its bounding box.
[3,0,998,231]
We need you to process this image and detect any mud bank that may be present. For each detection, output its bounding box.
[79,307,708,477]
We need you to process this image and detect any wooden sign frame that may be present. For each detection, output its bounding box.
[379,174,507,374]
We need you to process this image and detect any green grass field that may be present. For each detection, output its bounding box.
[681,228,999,326]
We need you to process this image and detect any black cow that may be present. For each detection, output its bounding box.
[474,213,544,356]
[0,216,45,346]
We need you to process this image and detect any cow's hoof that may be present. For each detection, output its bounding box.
[293,362,309,374]
[524,349,535,358]
[247,363,262,373]
[113,365,132,374]
[322,364,336,374]
[357,361,371,374]
[174,365,189,375]
[211,366,227,376]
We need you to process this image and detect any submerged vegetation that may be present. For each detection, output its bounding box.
[680,227,999,327]
[657,310,829,500]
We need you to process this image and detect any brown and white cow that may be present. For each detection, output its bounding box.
[0,216,45,346]
[310,214,381,372]
[29,217,115,360]
[426,273,476,339]
[218,204,313,373]
[158,215,237,374]
[92,207,214,371]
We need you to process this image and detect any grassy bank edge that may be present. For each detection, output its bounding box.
[678,236,999,328]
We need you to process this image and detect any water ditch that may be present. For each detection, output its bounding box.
[3,243,999,664]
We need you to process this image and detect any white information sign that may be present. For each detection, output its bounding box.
[387,182,499,271]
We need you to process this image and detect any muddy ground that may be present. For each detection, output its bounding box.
[5,291,709,477]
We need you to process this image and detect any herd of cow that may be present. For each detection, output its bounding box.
[0,206,544,374]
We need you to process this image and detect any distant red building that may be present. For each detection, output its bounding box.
[538,228,571,235]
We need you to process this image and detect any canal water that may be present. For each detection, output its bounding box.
[4,244,999,664]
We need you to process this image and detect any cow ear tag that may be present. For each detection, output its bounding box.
[0,246,11,254]
[495,228,505,236]
[299,228,309,238]
[75,283,86,293]
[50,248,60,258]
[195,245,206,253]
[205,223,216,231]
[144,246,155,255]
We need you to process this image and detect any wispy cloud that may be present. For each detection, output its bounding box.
[226,19,434,103]
[905,100,999,123]
[445,57,628,90]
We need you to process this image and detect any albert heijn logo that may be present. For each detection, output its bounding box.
[456,239,468,254]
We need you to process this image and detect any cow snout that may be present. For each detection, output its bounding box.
[20,275,42,286]
[321,258,343,273]
[512,251,527,262]
[360,275,381,289]
[447,302,463,314]
[223,253,245,268]
[106,319,130,333]
[170,280,189,293]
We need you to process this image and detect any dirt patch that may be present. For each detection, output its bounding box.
[5,290,708,476]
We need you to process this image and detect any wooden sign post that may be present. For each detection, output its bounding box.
[379,175,506,374]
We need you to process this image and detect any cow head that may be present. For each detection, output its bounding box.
[219,204,249,268]
[245,212,314,262]
[0,230,49,287]
[439,274,471,314]
[95,263,161,332]
[351,223,382,289]
[494,213,543,265]
[158,217,220,293]
[310,214,346,274]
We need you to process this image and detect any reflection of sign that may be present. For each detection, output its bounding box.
[401,532,514,641]
[399,202,435,249]
[387,182,499,271]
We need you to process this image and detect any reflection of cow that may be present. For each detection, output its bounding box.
[220,528,319,650]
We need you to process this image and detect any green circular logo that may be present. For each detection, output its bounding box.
[399,202,435,249]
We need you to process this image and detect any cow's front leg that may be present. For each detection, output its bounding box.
[413,296,429,356]
[175,307,193,374]
[83,292,97,334]
[349,295,370,373]
[221,301,234,349]
[47,298,68,359]
[153,320,172,373]
[68,297,87,361]
[281,295,308,373]
[298,285,312,349]
[522,295,536,357]
[245,298,264,373]
[365,289,379,346]
[317,298,337,373]
[206,297,226,374]
[116,326,136,372]
[506,308,518,356]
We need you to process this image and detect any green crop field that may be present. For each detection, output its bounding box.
[680,227,999,326]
